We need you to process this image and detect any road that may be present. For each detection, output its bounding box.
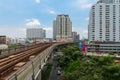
[49,54,61,80]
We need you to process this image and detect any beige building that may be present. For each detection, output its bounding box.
[56,38,72,42]
[0,36,10,44]
[53,14,72,42]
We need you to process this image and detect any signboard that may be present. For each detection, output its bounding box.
[79,42,87,54]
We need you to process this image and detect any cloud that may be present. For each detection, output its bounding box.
[25,19,40,26]
[49,10,56,15]
[74,0,96,9]
[46,8,57,15]
[0,25,53,38]
[35,0,40,4]
[0,27,26,38]
[85,17,89,21]
[81,4,92,8]
[73,27,88,39]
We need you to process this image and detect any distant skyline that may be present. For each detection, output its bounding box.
[0,0,96,39]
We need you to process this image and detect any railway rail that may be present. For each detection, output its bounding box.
[0,43,52,80]
[0,43,43,59]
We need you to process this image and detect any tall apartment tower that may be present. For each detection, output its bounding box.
[27,28,46,40]
[53,14,72,42]
[89,0,120,42]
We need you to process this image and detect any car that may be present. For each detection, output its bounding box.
[57,70,61,75]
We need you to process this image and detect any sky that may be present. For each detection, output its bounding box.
[0,0,97,39]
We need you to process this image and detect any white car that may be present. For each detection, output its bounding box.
[57,70,61,75]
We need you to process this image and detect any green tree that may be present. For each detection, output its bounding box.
[57,45,120,80]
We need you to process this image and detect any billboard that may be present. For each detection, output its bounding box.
[79,42,87,54]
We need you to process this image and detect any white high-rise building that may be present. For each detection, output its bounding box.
[97,0,120,3]
[53,14,72,42]
[26,28,46,40]
[89,0,120,42]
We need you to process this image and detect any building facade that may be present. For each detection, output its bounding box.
[0,36,6,44]
[26,28,46,40]
[72,32,80,42]
[89,0,120,42]
[87,42,120,53]
[53,14,72,42]
[10,38,26,44]
[0,36,10,44]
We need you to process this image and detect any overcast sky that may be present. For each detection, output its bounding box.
[0,0,97,39]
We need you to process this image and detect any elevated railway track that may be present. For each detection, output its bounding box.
[0,43,52,80]
[0,44,44,59]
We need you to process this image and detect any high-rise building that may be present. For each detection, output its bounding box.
[97,0,120,4]
[26,28,46,40]
[88,0,120,42]
[53,14,72,42]
[72,32,80,42]
[43,30,46,38]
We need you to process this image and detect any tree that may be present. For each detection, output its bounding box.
[57,45,120,80]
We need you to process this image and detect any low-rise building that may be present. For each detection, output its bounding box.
[10,38,26,44]
[56,38,72,42]
[87,42,120,53]
[0,36,10,44]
